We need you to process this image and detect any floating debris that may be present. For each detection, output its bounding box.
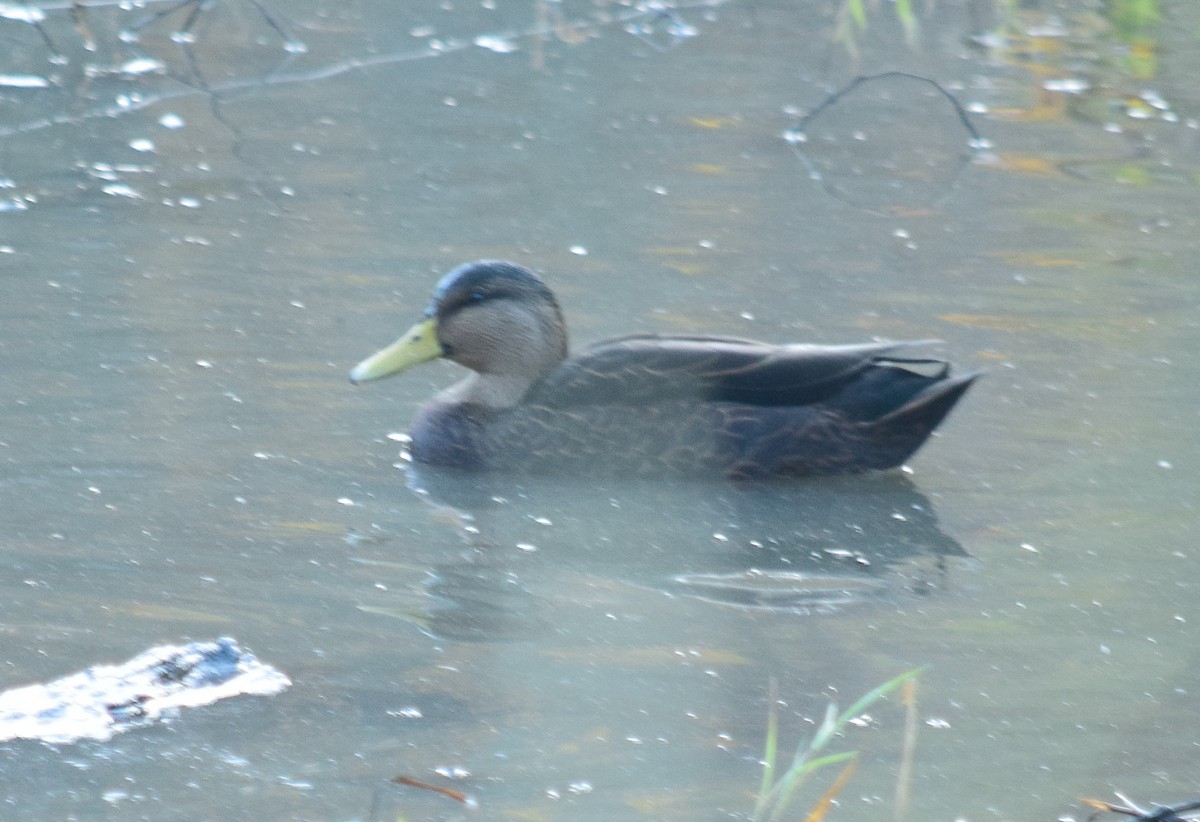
[101,182,142,199]
[0,4,46,24]
[1083,795,1200,822]
[0,74,51,89]
[473,34,518,54]
[1043,77,1091,94]
[119,56,165,76]
[391,775,477,809]
[0,638,290,745]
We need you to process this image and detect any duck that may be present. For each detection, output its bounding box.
[349,260,978,478]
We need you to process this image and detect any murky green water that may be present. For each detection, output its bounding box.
[3,1,1199,819]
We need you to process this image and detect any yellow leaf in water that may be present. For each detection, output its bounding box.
[986,251,1083,267]
[989,153,1064,176]
[274,521,344,533]
[689,163,728,175]
[1128,39,1157,80]
[988,95,1067,123]
[1015,47,1068,67]
[939,314,1033,332]
[662,262,704,275]
[689,116,737,129]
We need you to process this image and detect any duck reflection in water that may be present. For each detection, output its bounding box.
[357,466,969,643]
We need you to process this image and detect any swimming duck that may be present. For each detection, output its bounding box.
[350,261,977,478]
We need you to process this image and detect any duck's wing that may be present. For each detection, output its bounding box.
[525,333,944,408]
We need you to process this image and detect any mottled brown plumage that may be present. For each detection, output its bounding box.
[350,261,977,478]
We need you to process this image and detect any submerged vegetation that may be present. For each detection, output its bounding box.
[835,0,918,57]
[753,668,925,822]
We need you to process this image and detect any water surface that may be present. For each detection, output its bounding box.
[2,1,1199,819]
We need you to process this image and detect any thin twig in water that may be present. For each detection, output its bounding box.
[391,775,470,805]
[1084,796,1200,822]
[0,0,733,142]
[893,676,919,822]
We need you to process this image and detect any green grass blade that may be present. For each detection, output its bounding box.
[753,679,780,821]
[809,701,840,752]
[836,666,928,727]
[895,0,918,45]
[847,0,867,29]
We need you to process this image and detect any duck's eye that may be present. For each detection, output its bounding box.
[469,290,486,303]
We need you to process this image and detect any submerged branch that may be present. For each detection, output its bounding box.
[0,0,734,141]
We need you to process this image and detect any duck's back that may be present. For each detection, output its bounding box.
[408,336,977,478]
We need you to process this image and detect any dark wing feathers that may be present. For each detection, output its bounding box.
[525,334,943,409]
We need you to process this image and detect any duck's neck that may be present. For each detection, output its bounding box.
[439,372,539,412]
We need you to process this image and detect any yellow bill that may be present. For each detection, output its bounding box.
[349,317,443,384]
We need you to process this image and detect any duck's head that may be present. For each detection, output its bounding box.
[349,261,568,391]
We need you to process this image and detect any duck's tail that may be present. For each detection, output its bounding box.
[863,370,980,469]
